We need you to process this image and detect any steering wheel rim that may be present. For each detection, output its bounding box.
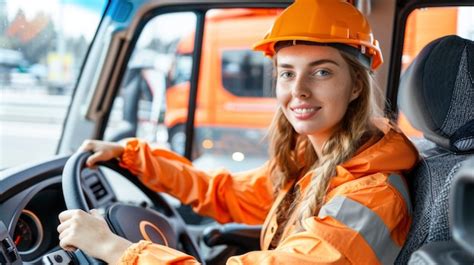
[62,151,204,263]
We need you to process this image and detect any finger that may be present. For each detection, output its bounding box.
[58,218,80,241]
[89,209,103,218]
[78,140,94,152]
[57,219,71,234]
[59,234,78,252]
[58,209,86,223]
[63,246,77,252]
[86,151,109,167]
[58,228,70,241]
[58,210,76,222]
[86,151,104,167]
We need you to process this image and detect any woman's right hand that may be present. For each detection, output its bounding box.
[79,140,125,167]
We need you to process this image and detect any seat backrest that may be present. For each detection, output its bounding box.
[395,35,474,264]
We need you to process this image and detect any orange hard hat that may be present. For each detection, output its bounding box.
[253,0,383,70]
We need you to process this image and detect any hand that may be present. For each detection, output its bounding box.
[57,209,132,264]
[79,140,125,167]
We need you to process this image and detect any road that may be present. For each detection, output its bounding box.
[0,120,61,169]
[0,91,67,169]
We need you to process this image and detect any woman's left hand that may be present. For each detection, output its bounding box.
[57,209,132,264]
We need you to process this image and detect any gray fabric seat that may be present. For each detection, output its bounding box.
[395,35,474,264]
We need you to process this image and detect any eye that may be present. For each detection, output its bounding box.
[278,71,295,79]
[313,69,331,78]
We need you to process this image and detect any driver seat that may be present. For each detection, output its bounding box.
[395,35,474,263]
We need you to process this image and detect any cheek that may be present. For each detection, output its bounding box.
[275,86,289,104]
[275,87,292,120]
[334,78,353,101]
[321,82,353,115]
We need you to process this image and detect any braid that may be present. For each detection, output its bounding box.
[297,128,365,224]
[269,109,300,193]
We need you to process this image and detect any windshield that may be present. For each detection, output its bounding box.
[0,0,107,169]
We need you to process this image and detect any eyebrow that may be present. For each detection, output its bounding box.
[277,59,340,69]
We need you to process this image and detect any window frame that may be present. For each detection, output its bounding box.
[386,0,474,119]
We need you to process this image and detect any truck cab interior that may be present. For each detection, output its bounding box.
[0,0,473,264]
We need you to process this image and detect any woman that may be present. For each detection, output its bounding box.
[57,0,418,264]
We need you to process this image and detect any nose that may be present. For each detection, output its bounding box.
[291,77,311,98]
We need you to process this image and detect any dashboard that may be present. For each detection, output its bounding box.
[0,160,119,263]
[0,156,187,264]
[13,186,65,262]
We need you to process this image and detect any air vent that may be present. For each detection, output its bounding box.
[80,169,116,207]
[84,173,108,202]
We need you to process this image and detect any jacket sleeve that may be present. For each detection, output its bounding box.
[118,138,274,224]
[117,172,411,265]
[118,236,346,265]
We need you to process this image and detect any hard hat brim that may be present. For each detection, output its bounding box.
[253,36,383,70]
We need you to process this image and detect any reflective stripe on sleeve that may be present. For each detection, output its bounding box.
[387,174,412,214]
[318,196,400,265]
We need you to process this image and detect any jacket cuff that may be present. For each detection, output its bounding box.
[118,240,152,265]
[119,138,141,170]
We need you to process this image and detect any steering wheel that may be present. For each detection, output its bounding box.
[61,151,204,263]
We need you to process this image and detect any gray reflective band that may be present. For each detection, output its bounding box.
[388,174,412,215]
[318,196,400,265]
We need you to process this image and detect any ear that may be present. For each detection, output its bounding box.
[349,83,362,102]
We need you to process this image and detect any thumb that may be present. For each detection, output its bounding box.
[90,209,104,218]
[86,151,104,167]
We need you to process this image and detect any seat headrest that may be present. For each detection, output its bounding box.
[399,35,474,153]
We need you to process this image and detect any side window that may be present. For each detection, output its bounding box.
[221,49,273,97]
[104,12,196,155]
[397,6,474,140]
[168,53,192,87]
[104,8,282,173]
[191,9,280,172]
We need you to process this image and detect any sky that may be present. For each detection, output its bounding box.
[5,0,196,44]
[6,0,105,19]
[6,0,106,41]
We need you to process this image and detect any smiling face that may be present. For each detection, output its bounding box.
[276,45,361,143]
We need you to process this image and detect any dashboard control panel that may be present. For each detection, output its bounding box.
[0,221,22,265]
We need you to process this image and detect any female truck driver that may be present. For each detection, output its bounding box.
[57,0,418,264]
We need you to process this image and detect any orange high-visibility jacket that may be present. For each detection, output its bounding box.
[117,122,418,264]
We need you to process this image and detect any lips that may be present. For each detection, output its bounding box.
[290,105,321,120]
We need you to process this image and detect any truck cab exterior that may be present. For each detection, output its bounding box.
[164,9,280,157]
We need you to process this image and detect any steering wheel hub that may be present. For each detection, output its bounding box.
[106,203,178,248]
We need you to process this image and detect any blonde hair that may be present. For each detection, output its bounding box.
[268,49,383,227]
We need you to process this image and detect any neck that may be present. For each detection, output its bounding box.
[307,132,332,159]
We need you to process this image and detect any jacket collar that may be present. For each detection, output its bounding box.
[295,122,418,192]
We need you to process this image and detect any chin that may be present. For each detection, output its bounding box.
[293,126,320,136]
